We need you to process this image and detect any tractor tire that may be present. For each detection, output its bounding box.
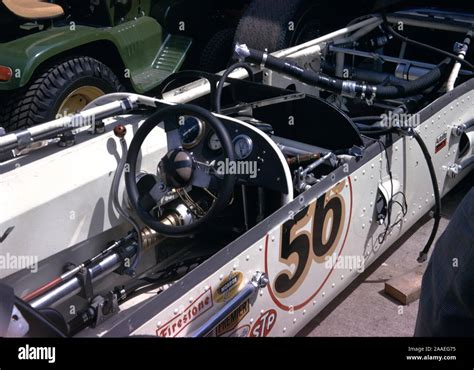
[198,28,236,73]
[0,57,123,132]
[233,0,329,53]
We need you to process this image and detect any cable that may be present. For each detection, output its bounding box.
[411,130,442,263]
[382,13,474,70]
[376,138,394,245]
[215,62,255,114]
[112,134,142,273]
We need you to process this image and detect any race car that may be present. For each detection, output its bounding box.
[0,5,473,337]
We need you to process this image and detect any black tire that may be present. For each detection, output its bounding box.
[233,0,329,53]
[0,57,123,132]
[198,28,236,73]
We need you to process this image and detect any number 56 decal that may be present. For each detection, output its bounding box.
[265,178,352,311]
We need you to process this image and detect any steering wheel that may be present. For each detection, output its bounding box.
[125,104,236,237]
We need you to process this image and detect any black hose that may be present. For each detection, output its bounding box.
[375,61,448,99]
[352,116,383,123]
[234,45,449,100]
[360,128,395,135]
[215,62,254,114]
[411,130,442,263]
[382,14,474,70]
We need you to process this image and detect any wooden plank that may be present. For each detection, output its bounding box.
[384,265,426,305]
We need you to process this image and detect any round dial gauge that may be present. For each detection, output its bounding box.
[179,116,205,149]
[233,135,253,160]
[207,132,222,151]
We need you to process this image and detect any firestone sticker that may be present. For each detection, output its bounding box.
[156,289,213,337]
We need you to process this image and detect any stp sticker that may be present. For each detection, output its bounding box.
[214,271,244,303]
[250,309,277,337]
[156,289,213,337]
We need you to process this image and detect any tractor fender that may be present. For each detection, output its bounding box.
[0,16,163,92]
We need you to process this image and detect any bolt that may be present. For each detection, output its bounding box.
[114,124,127,138]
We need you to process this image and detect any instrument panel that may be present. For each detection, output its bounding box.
[178,116,255,162]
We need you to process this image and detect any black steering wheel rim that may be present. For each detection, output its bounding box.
[125,104,236,237]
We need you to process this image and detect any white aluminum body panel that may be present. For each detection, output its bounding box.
[0,115,166,278]
[126,89,473,337]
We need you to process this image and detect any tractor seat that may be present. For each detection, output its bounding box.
[2,0,64,20]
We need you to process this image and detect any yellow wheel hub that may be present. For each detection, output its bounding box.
[56,86,105,117]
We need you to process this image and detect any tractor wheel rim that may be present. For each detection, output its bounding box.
[57,86,105,117]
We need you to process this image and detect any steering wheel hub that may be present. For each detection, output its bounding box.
[158,149,194,188]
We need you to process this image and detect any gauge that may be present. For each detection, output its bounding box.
[207,132,222,151]
[233,135,253,160]
[179,116,205,149]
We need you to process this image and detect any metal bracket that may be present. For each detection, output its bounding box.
[220,93,306,116]
[91,292,120,328]
[77,267,94,303]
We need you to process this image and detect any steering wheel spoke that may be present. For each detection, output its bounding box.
[166,128,182,151]
[148,181,170,203]
[191,165,212,189]
[163,114,184,151]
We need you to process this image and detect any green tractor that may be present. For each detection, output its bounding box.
[0,0,371,132]
[0,0,250,131]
